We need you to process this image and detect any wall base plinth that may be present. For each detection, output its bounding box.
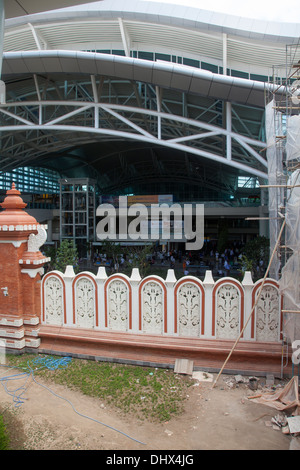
[0,314,23,327]
[24,325,40,337]
[38,325,291,377]
[24,316,40,326]
[1,337,26,350]
[25,337,40,348]
[0,325,25,339]
[0,316,26,351]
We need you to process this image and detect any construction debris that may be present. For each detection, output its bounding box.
[234,374,245,384]
[174,359,194,375]
[248,376,300,439]
[271,414,288,429]
[287,416,300,435]
[248,377,259,391]
[266,374,275,387]
[248,376,300,415]
[192,371,213,382]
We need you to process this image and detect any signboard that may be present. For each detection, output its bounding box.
[100,195,173,207]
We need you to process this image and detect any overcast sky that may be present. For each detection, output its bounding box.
[141,0,300,23]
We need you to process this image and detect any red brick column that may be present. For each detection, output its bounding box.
[0,184,50,351]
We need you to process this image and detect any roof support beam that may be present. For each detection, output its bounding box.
[28,23,42,50]
[91,75,99,128]
[118,17,130,57]
[0,122,268,179]
[0,98,267,178]
[167,131,220,144]
[44,104,92,126]
[223,33,227,76]
[156,85,162,140]
[226,101,232,161]
[99,103,154,139]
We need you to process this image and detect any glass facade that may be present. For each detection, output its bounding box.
[85,49,269,82]
[0,167,60,194]
[237,176,259,188]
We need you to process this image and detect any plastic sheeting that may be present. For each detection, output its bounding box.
[286,115,300,161]
[280,169,300,343]
[266,100,300,343]
[248,376,300,415]
[265,100,284,279]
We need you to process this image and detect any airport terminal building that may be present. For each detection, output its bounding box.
[0,0,300,375]
[1,0,299,255]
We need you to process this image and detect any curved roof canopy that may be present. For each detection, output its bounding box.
[4,1,100,18]
[0,0,299,199]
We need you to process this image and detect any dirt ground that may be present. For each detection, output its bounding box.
[1,367,297,452]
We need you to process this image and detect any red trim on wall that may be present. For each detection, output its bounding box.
[104,275,132,329]
[212,279,244,337]
[72,273,99,327]
[42,272,66,324]
[138,277,167,333]
[174,278,205,335]
[251,280,281,340]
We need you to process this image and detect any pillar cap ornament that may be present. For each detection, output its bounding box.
[0,182,27,211]
[0,183,50,268]
[0,183,39,238]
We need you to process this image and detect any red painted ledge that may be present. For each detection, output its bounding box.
[38,325,289,376]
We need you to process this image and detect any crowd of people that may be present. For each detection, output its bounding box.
[91,239,255,278]
[149,240,246,276]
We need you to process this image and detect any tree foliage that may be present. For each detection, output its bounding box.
[52,239,79,273]
[126,243,154,278]
[240,236,270,280]
[98,240,154,278]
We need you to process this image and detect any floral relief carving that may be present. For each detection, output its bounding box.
[107,280,128,331]
[75,277,95,328]
[44,276,64,325]
[216,284,240,339]
[178,283,201,337]
[142,282,163,334]
[256,285,279,342]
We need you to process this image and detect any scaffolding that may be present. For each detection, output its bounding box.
[213,42,300,387]
[265,41,300,360]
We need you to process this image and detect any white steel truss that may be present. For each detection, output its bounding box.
[0,92,267,179]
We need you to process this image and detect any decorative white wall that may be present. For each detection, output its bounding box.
[41,267,282,343]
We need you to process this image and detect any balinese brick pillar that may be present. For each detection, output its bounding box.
[0,183,50,351]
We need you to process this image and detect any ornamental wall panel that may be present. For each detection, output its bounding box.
[139,278,167,334]
[43,273,65,326]
[175,279,205,337]
[252,280,281,342]
[105,276,131,331]
[73,274,97,328]
[213,279,244,339]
